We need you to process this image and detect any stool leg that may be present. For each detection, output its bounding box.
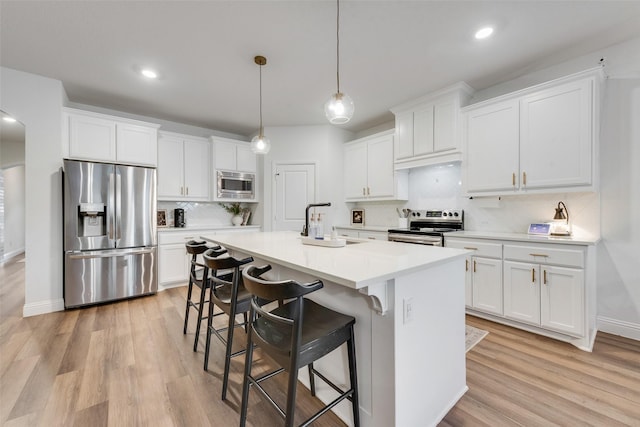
[285,360,299,427]
[221,304,238,400]
[347,328,360,427]
[203,286,215,371]
[239,309,255,427]
[308,363,316,396]
[183,279,193,334]
[193,281,207,352]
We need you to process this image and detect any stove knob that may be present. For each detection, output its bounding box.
[416,212,421,217]
[453,212,459,217]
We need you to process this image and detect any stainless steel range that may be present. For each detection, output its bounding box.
[388,209,464,246]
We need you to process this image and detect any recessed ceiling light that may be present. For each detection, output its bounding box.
[3,116,17,123]
[141,68,158,79]
[475,26,494,40]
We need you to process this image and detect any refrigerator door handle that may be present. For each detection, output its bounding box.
[108,172,116,242]
[116,171,122,244]
[68,247,156,259]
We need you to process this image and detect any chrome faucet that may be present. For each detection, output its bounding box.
[301,202,331,236]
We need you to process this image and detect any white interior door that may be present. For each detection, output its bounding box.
[273,163,315,231]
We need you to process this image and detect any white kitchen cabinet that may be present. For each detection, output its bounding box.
[157,132,210,201]
[212,137,256,173]
[504,243,585,337]
[392,83,473,170]
[446,238,502,313]
[463,68,602,196]
[335,228,387,241]
[344,130,408,201]
[446,233,594,349]
[64,108,159,166]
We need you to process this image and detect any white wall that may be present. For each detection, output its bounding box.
[0,66,66,316]
[260,125,353,232]
[597,78,640,333]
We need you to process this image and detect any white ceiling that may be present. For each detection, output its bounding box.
[2,1,640,137]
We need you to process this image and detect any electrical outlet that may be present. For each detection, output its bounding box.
[403,297,414,324]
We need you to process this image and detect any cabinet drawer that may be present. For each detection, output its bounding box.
[503,244,584,268]
[158,231,206,245]
[445,238,502,258]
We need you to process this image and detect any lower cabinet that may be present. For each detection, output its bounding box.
[446,235,593,349]
[335,228,388,240]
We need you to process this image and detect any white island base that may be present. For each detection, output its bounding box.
[203,231,468,427]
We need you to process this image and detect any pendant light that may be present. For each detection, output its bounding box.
[250,55,271,154]
[324,0,354,124]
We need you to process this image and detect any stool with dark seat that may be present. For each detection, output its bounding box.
[240,265,360,427]
[183,240,226,351]
[202,249,254,400]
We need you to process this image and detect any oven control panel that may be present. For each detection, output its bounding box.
[410,209,463,220]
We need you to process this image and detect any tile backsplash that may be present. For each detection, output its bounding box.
[158,201,255,227]
[354,163,600,238]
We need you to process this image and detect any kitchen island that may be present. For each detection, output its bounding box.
[202,231,469,427]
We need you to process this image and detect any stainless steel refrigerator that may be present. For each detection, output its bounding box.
[63,159,157,308]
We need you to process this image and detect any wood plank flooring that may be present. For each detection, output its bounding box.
[2,254,639,426]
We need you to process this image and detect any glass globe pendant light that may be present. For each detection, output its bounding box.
[324,0,354,124]
[250,55,271,154]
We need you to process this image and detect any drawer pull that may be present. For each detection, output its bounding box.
[367,237,375,240]
[464,247,478,250]
[465,259,469,272]
[529,253,549,257]
[512,172,516,186]
[522,171,527,186]
[532,268,535,283]
[473,260,477,273]
[544,269,547,285]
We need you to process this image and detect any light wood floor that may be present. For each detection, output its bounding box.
[2,255,639,426]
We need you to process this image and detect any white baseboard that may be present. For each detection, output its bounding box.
[158,282,187,292]
[23,298,65,317]
[597,316,640,341]
[1,249,25,264]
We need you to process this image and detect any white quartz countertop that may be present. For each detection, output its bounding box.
[445,230,600,245]
[201,231,468,289]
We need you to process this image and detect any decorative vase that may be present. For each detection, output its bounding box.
[232,215,243,226]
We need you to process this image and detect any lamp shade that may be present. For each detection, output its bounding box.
[250,134,271,154]
[324,92,354,124]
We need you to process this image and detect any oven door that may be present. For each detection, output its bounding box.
[387,233,443,246]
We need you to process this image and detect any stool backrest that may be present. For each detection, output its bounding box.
[203,249,253,271]
[242,265,323,301]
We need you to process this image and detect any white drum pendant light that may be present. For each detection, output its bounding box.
[250,55,271,154]
[324,0,354,124]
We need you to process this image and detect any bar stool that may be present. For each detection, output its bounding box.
[183,240,226,351]
[202,249,254,400]
[240,265,360,427]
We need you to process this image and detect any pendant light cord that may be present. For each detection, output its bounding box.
[336,0,341,94]
[259,63,263,137]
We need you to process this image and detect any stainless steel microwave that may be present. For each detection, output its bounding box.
[216,170,255,200]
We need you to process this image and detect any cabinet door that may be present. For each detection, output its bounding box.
[520,78,593,189]
[472,256,503,315]
[413,104,434,156]
[116,123,157,166]
[465,100,519,193]
[157,136,185,199]
[433,100,456,153]
[159,244,189,285]
[183,138,210,200]
[214,140,237,171]
[236,144,256,172]
[541,265,584,336]
[366,134,395,198]
[394,111,414,160]
[503,261,541,325]
[69,114,117,162]
[344,142,368,199]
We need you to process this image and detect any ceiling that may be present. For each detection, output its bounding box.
[2,1,640,137]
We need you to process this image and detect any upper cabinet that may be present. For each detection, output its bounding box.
[344,130,408,202]
[212,137,256,173]
[462,67,603,196]
[391,83,474,170]
[157,131,210,201]
[63,108,159,166]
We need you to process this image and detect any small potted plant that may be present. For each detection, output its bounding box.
[220,202,245,226]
